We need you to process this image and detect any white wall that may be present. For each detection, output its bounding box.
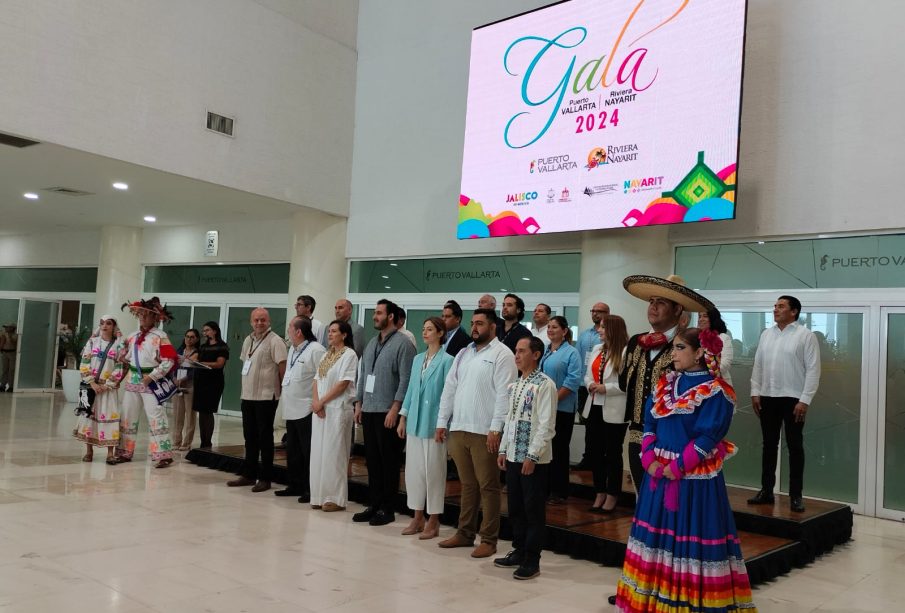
[141,219,292,265]
[347,0,578,259]
[0,230,100,267]
[669,0,905,245]
[0,218,293,269]
[349,0,905,260]
[0,0,358,217]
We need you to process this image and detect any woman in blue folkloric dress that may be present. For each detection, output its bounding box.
[616,327,757,613]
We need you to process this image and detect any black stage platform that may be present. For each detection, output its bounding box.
[187,445,852,586]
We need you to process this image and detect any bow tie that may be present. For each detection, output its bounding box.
[638,332,668,350]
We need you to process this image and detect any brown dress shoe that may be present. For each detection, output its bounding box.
[251,480,271,493]
[471,543,497,558]
[322,502,345,512]
[226,476,255,487]
[438,534,474,549]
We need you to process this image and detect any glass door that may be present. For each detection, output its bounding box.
[877,308,905,520]
[221,305,287,416]
[14,299,61,391]
[719,308,865,506]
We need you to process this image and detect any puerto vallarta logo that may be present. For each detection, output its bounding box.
[532,154,578,174]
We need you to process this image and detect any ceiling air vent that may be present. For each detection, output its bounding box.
[0,131,40,148]
[206,111,235,137]
[42,187,95,197]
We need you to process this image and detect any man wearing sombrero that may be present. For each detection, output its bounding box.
[619,275,714,491]
[115,297,177,468]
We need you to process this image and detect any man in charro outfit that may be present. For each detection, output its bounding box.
[618,275,714,492]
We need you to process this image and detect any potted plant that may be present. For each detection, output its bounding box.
[59,325,91,403]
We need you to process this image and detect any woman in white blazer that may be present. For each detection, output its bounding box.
[581,315,629,512]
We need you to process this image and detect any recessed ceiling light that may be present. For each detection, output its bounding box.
[112,182,129,190]
[521,277,530,281]
[500,288,507,292]
[143,215,156,223]
[384,285,391,289]
[389,263,398,267]
[381,275,389,279]
[23,192,38,200]
[757,241,765,245]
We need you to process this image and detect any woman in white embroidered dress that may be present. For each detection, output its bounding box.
[73,316,126,465]
[310,320,359,511]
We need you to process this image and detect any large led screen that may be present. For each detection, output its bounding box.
[458,0,747,239]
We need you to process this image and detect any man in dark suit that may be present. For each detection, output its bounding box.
[442,300,470,357]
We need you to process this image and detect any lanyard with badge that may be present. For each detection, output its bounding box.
[365,330,396,393]
[282,341,310,387]
[242,330,271,376]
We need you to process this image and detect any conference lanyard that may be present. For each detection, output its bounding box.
[289,341,310,371]
[247,330,272,359]
[372,330,397,371]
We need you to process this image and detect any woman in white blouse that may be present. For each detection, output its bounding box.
[581,315,629,513]
[310,320,359,512]
[698,309,734,386]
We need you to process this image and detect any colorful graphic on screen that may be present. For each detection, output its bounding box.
[458,0,747,239]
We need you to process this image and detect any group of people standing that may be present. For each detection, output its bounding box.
[73,297,229,467]
[69,278,822,610]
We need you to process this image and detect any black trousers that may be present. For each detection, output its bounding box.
[758,396,805,498]
[585,404,628,496]
[628,440,643,495]
[240,398,278,481]
[549,410,575,498]
[285,414,313,494]
[362,411,403,513]
[506,461,548,566]
[197,413,215,448]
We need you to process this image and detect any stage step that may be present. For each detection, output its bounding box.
[187,446,851,586]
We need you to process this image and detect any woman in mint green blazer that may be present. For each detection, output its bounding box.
[397,316,454,539]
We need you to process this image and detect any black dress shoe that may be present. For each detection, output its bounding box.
[297,493,311,504]
[352,507,376,523]
[790,497,806,512]
[588,505,603,513]
[274,488,301,497]
[746,490,775,505]
[493,550,524,568]
[369,510,395,526]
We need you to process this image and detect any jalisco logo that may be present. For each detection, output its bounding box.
[623,176,664,193]
[531,154,578,174]
[546,188,556,203]
[585,144,639,170]
[506,190,538,204]
[502,1,691,148]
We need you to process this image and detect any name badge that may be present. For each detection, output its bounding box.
[241,360,252,376]
[281,370,291,387]
[365,374,376,393]
[177,368,188,380]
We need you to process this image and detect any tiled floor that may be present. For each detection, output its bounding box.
[1,392,904,612]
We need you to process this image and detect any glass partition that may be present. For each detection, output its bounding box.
[720,310,862,503]
[16,299,60,390]
[883,313,905,512]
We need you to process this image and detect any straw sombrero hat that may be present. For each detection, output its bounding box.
[121,297,174,322]
[623,274,714,313]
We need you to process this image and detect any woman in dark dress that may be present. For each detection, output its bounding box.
[192,321,229,449]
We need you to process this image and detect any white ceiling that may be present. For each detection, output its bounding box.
[0,141,309,236]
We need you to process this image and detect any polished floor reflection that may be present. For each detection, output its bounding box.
[1,392,904,612]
